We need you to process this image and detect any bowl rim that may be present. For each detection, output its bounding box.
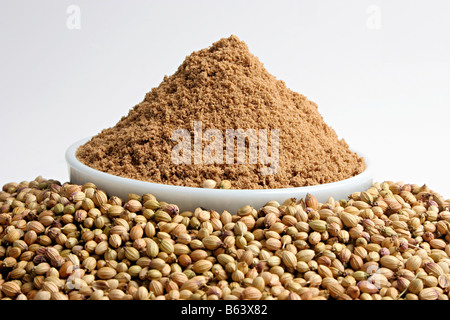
[66,136,372,195]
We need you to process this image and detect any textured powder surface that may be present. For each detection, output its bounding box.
[76,35,366,189]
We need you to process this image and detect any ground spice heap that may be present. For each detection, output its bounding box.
[77,35,365,189]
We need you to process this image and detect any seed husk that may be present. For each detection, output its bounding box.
[296,249,315,262]
[380,255,403,271]
[419,288,439,300]
[125,247,140,261]
[405,255,422,271]
[241,287,262,300]
[281,250,297,268]
[424,262,444,277]
[218,180,232,189]
[308,220,327,233]
[202,235,222,250]
[192,260,213,274]
[1,281,22,297]
[327,282,345,299]
[97,267,117,280]
[305,194,319,210]
[357,280,378,294]
[159,240,174,254]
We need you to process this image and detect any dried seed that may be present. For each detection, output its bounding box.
[419,288,439,300]
[1,281,22,297]
[405,255,422,271]
[424,262,444,277]
[241,287,262,300]
[97,267,117,280]
[380,255,403,271]
[305,194,319,210]
[340,212,360,228]
[202,179,217,189]
[309,220,327,233]
[281,250,297,268]
[192,259,213,274]
[202,235,222,250]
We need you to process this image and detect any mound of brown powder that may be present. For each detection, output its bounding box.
[76,35,365,189]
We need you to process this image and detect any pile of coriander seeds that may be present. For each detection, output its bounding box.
[0,176,450,300]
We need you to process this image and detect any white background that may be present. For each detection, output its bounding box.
[1,0,449,197]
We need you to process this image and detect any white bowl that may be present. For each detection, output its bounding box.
[66,137,373,213]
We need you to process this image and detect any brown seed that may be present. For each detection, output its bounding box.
[281,215,297,227]
[1,281,22,297]
[233,221,248,236]
[92,190,108,206]
[26,221,45,234]
[237,205,253,217]
[180,276,207,292]
[94,241,109,256]
[109,234,122,248]
[309,220,327,233]
[33,290,52,300]
[124,247,140,261]
[135,286,149,300]
[159,239,175,254]
[173,243,191,256]
[149,258,166,270]
[218,180,231,189]
[327,282,345,299]
[190,249,209,262]
[144,222,156,238]
[59,261,74,279]
[419,288,439,300]
[129,225,144,240]
[265,238,282,251]
[81,256,97,271]
[147,269,162,280]
[124,199,143,213]
[109,289,126,300]
[146,239,159,258]
[424,262,444,277]
[297,249,315,262]
[340,212,360,228]
[5,229,22,243]
[263,212,279,227]
[108,205,125,218]
[241,287,262,300]
[202,235,222,250]
[217,253,235,266]
[97,267,117,280]
[192,259,213,274]
[430,239,446,250]
[33,262,51,275]
[281,250,297,268]
[380,255,403,271]
[305,194,319,210]
[408,279,423,294]
[23,230,38,245]
[405,255,422,271]
[357,280,378,294]
[438,275,449,289]
[41,281,59,294]
[202,179,217,189]
[349,254,364,270]
[9,268,27,279]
